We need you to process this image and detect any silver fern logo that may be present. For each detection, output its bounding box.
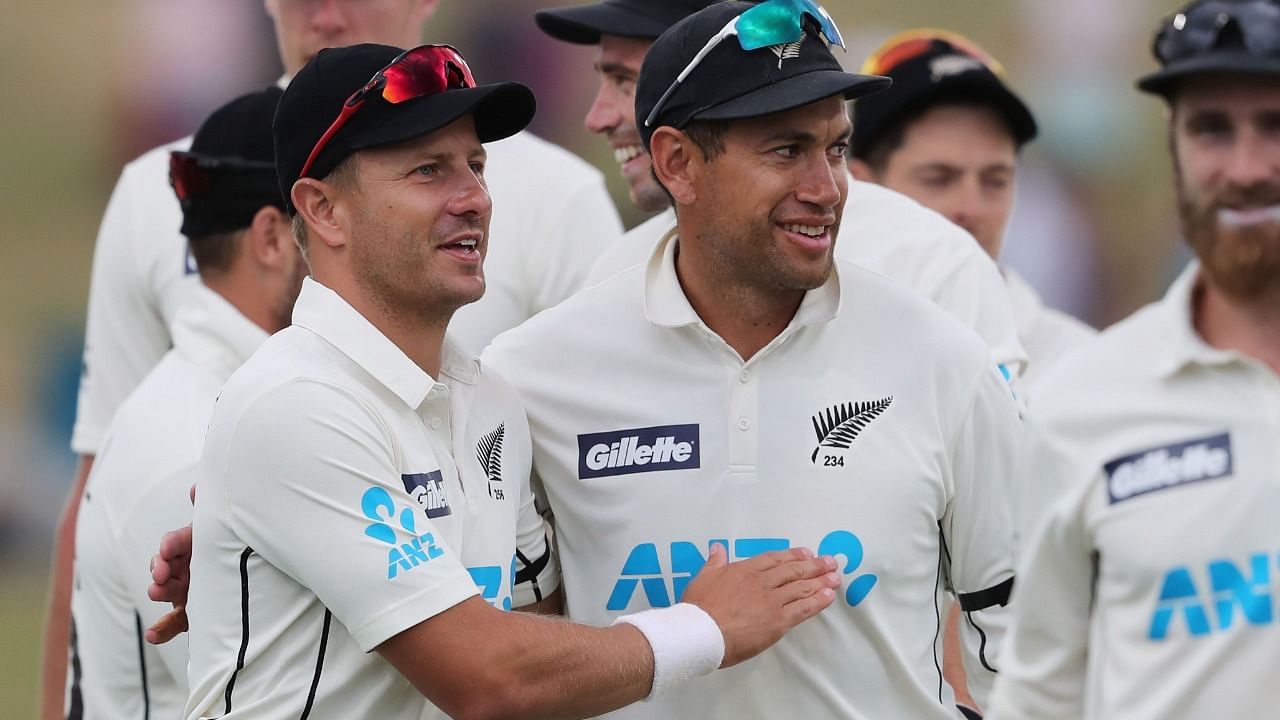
[770,41,803,68]
[476,423,505,500]
[811,398,893,464]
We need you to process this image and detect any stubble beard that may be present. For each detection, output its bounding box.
[1176,171,1280,303]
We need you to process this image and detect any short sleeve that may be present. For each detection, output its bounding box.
[73,162,174,454]
[943,363,1022,706]
[221,379,479,651]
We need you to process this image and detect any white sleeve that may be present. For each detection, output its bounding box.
[73,163,174,455]
[222,380,480,652]
[922,243,1028,379]
[986,479,1095,720]
[117,465,198,682]
[524,172,623,313]
[944,363,1021,708]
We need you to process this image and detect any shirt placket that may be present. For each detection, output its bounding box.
[418,383,471,531]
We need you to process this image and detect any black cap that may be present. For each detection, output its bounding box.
[173,87,286,239]
[1138,0,1280,98]
[535,0,720,44]
[850,30,1037,161]
[636,1,890,150]
[274,43,536,212]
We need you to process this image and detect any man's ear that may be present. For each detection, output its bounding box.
[847,157,876,182]
[246,206,292,270]
[291,178,349,251]
[649,127,699,206]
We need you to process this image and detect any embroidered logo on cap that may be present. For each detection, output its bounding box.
[770,41,803,68]
[929,54,984,81]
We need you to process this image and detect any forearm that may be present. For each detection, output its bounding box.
[40,455,93,720]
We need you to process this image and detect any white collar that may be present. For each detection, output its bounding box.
[1154,260,1250,378]
[290,278,476,409]
[170,284,269,383]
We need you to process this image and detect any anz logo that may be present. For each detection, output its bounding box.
[468,558,516,611]
[607,530,878,611]
[1149,552,1279,640]
[361,486,445,580]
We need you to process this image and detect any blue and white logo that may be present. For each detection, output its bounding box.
[1149,552,1274,640]
[607,530,878,611]
[577,424,700,479]
[360,486,444,580]
[402,471,452,518]
[1104,432,1233,504]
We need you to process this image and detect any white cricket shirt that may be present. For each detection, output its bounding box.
[485,231,1022,719]
[184,278,558,720]
[1003,268,1095,389]
[72,130,621,455]
[71,284,267,720]
[584,179,1027,375]
[989,262,1280,719]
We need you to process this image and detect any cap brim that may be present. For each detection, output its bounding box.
[1137,51,1280,96]
[692,70,891,123]
[535,4,670,44]
[350,82,536,153]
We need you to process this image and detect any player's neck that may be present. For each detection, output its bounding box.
[203,273,282,335]
[673,245,804,362]
[1193,275,1280,376]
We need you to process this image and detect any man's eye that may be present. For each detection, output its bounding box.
[415,165,437,177]
[469,162,486,177]
[773,146,799,158]
[829,143,849,159]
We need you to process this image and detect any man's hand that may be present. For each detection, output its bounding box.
[682,545,839,668]
[145,523,192,644]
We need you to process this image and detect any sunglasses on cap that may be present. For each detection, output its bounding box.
[1155,0,1280,63]
[643,0,845,128]
[169,152,275,202]
[298,44,477,180]
[859,28,1006,79]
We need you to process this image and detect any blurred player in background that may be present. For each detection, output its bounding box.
[540,0,1029,378]
[849,29,1096,388]
[989,0,1280,717]
[70,87,304,720]
[44,2,621,714]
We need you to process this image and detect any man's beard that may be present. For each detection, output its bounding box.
[1176,172,1280,303]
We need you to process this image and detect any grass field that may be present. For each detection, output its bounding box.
[0,560,50,718]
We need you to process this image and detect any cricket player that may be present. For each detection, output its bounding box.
[539,0,1029,378]
[45,2,622,709]
[183,42,840,720]
[69,87,306,720]
[849,29,1096,388]
[843,29,1098,713]
[485,3,1022,717]
[987,1,1280,717]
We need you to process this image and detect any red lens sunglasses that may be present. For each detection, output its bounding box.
[298,44,477,179]
[169,152,274,201]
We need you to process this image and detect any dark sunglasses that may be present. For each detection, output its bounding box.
[298,44,477,179]
[169,152,274,201]
[1155,0,1280,63]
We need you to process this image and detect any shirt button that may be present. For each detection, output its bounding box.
[429,417,442,430]
[737,417,750,431]
[739,371,750,383]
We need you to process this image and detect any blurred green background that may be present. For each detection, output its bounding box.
[1,0,1186,716]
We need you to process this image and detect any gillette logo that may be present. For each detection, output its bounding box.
[578,424,700,479]
[1104,433,1232,504]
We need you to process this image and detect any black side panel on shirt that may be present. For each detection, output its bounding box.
[298,609,333,720]
[515,536,552,603]
[67,615,84,720]
[224,547,254,715]
[134,611,151,720]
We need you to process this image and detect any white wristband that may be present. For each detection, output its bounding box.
[613,603,726,699]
